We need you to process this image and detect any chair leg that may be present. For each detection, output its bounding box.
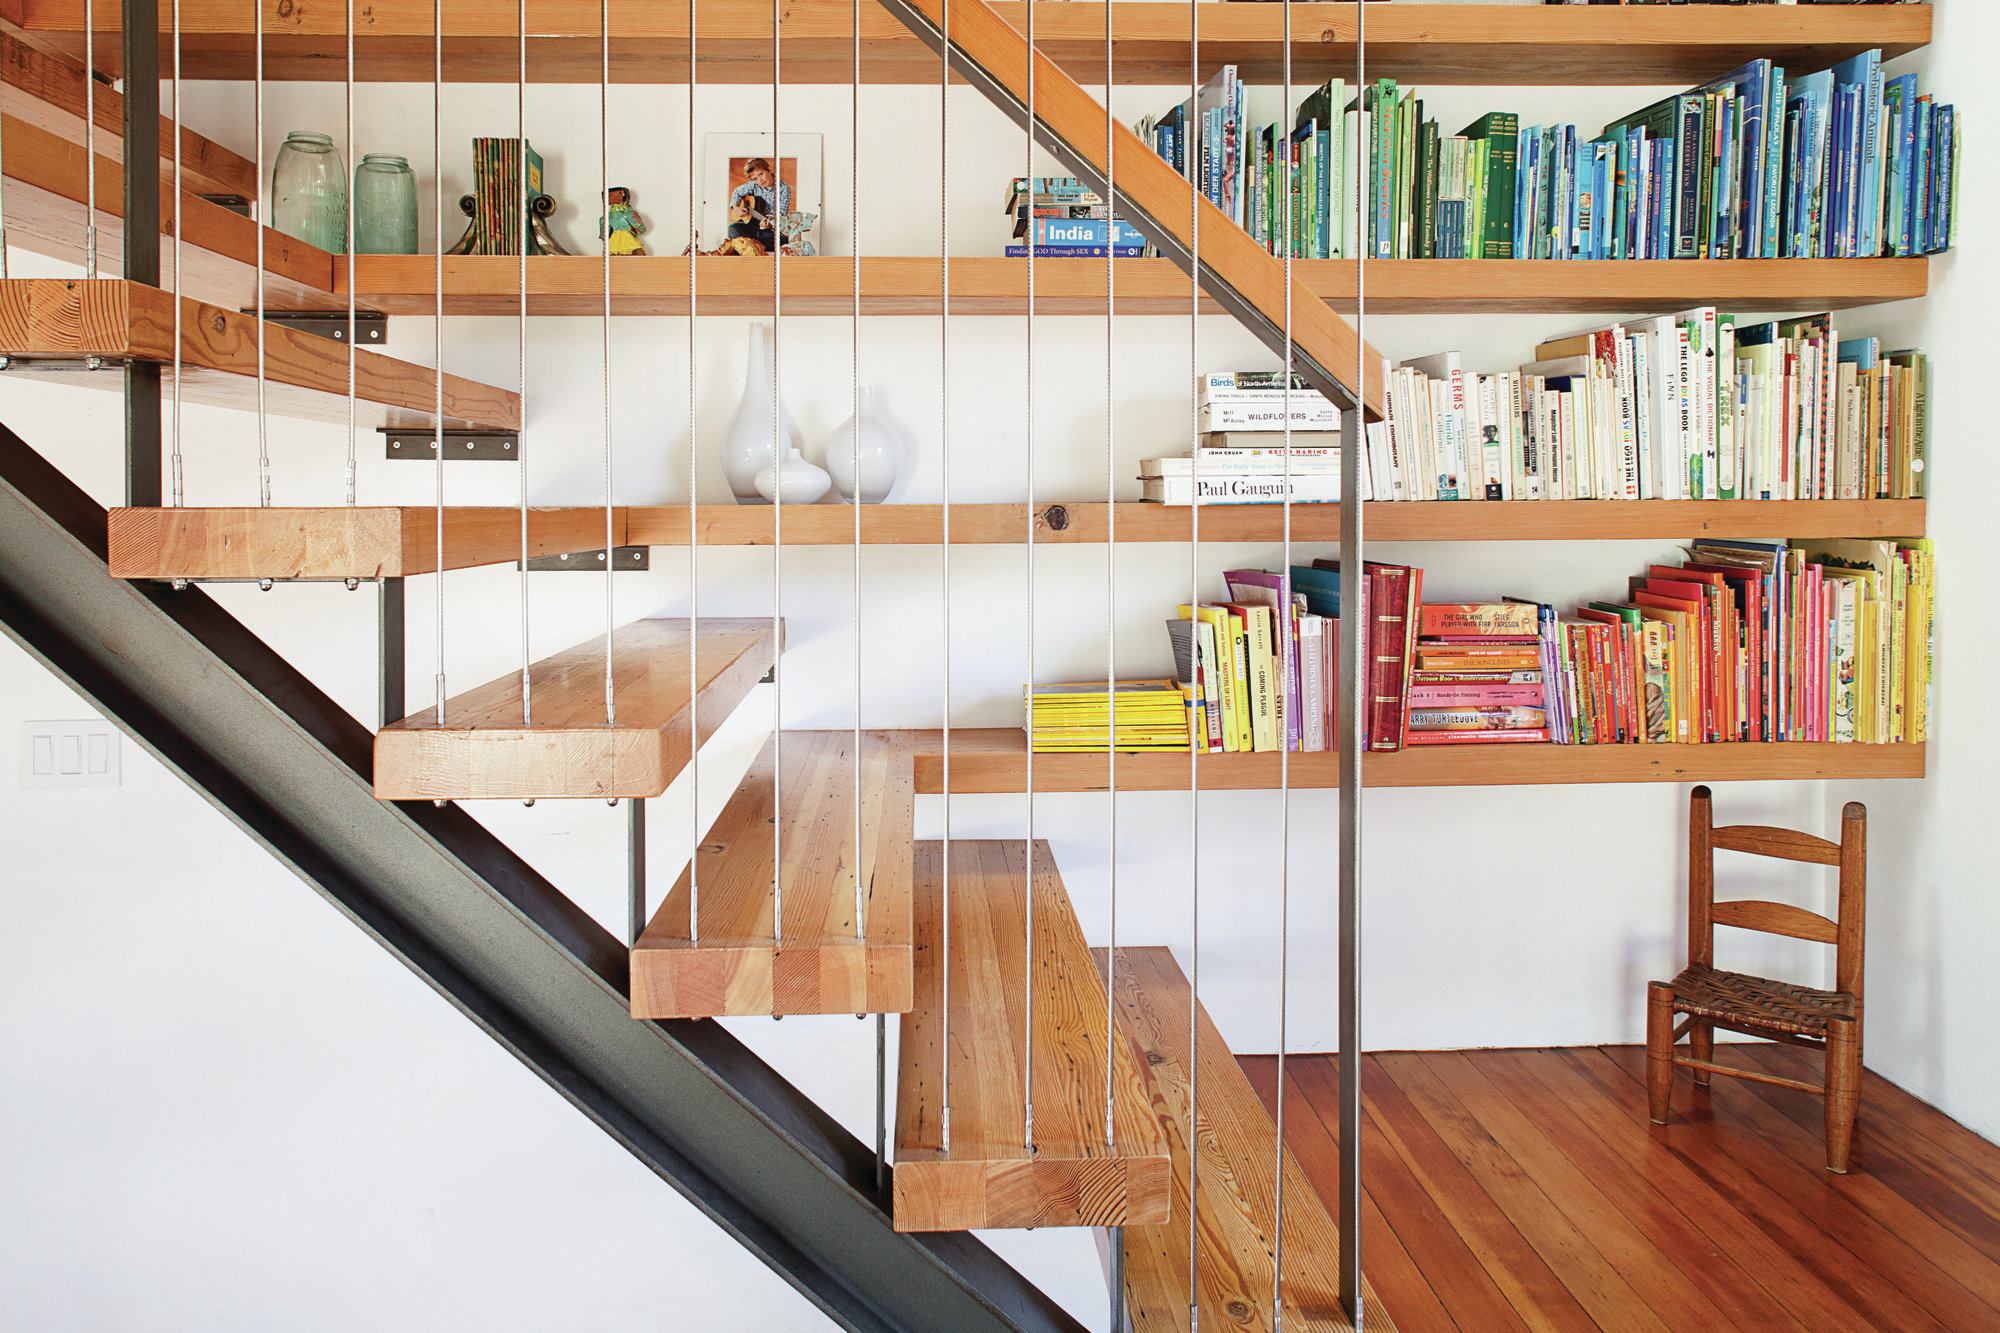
[1690,1019,1714,1088]
[1825,1014,1860,1174]
[1647,981,1676,1125]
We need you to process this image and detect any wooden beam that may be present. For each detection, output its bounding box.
[0,279,518,429]
[630,731,915,1018]
[339,254,1929,318]
[621,499,1928,548]
[0,29,259,200]
[373,617,778,801]
[894,839,1171,1232]
[896,0,1384,418]
[106,506,614,580]
[906,729,1928,793]
[12,1,1929,86]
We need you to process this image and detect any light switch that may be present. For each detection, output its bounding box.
[20,720,121,789]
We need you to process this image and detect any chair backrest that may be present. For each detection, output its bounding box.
[1688,785,1867,1003]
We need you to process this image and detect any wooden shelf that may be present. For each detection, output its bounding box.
[25,1,1928,85]
[909,730,1927,793]
[0,279,517,429]
[624,499,1926,547]
[894,838,1171,1233]
[373,617,778,801]
[339,255,1929,317]
[1111,946,1395,1332]
[3,114,339,312]
[107,506,617,581]
[630,731,915,1018]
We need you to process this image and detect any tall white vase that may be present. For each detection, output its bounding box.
[824,384,910,504]
[719,321,804,504]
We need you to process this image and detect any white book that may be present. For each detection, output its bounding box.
[1141,473,1354,505]
[1676,307,1718,499]
[1142,451,1344,477]
[1716,318,1737,497]
[1197,399,1342,432]
[1629,331,1653,499]
[1404,351,1469,500]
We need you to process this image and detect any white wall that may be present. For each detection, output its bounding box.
[3,27,1992,1332]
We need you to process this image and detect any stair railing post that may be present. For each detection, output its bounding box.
[379,577,407,729]
[123,0,163,508]
[628,798,648,944]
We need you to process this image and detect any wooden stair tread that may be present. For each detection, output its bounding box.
[107,505,619,581]
[2,112,338,311]
[0,278,515,429]
[629,730,915,1017]
[1107,946,1395,1333]
[905,729,1927,793]
[893,839,1171,1232]
[373,617,778,801]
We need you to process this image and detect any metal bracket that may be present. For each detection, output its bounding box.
[383,429,519,461]
[0,355,123,373]
[523,546,649,573]
[250,309,389,345]
[198,193,253,217]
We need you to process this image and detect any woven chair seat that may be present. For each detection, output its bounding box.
[1668,963,1856,1039]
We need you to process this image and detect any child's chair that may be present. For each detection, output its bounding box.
[1647,785,1867,1173]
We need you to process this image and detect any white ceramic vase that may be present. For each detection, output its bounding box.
[754,446,832,504]
[719,321,805,504]
[824,385,910,504]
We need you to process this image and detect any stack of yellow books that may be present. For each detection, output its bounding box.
[1024,680,1196,753]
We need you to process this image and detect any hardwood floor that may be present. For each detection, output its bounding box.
[1240,1047,2000,1332]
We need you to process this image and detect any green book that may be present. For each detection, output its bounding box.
[1461,111,1519,259]
[1418,118,1440,260]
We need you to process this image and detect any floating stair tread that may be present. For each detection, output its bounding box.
[620,498,1929,548]
[22,1,1928,85]
[1107,946,1396,1333]
[340,254,1929,318]
[373,617,778,801]
[0,30,260,201]
[908,730,1927,794]
[106,505,616,581]
[630,730,915,1018]
[0,278,514,429]
[893,839,1171,1233]
[2,113,336,311]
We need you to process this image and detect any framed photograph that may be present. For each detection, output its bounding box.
[701,131,824,256]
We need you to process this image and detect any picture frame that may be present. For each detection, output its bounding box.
[700,131,825,256]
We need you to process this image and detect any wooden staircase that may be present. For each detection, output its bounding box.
[1108,947,1396,1332]
[630,730,915,1018]
[373,617,778,801]
[894,839,1172,1233]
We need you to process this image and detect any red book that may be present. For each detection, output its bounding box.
[1405,728,1549,745]
[1317,558,1419,752]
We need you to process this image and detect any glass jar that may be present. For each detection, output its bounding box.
[352,153,419,255]
[269,131,347,253]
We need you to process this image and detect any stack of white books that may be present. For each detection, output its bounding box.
[1138,371,1372,505]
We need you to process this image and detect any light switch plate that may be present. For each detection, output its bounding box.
[21,719,122,789]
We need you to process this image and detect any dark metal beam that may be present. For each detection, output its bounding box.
[0,422,1084,1333]
[121,0,162,507]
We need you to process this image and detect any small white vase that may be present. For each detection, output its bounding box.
[719,321,805,504]
[754,446,831,504]
[824,384,910,504]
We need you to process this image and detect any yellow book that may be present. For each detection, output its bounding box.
[1235,605,1279,752]
[1180,605,1241,753]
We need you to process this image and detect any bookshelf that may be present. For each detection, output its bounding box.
[336,254,1929,317]
[22,1,1929,86]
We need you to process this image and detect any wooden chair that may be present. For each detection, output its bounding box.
[1647,785,1867,1173]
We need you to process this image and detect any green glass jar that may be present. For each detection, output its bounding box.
[353,154,419,255]
[270,131,347,253]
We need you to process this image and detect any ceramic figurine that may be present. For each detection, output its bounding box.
[779,211,818,257]
[601,185,648,256]
[754,446,832,505]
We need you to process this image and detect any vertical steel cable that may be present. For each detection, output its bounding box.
[518,0,532,724]
[431,0,445,721]
[1021,0,1036,1157]
[1272,6,1295,1327]
[1185,0,1201,1322]
[770,0,784,945]
[345,0,357,507]
[851,0,863,947]
[168,0,183,503]
[687,0,700,942]
[1100,0,1117,1155]
[938,0,953,1156]
[1343,5,1369,1321]
[601,0,616,732]
[83,0,96,276]
[256,0,270,507]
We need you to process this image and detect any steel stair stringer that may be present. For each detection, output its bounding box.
[0,422,1084,1333]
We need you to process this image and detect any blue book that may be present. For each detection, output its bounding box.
[1789,70,1833,257]
[1882,73,1917,257]
[1909,97,1931,257]
[1830,48,1883,256]
[1932,104,1954,253]
[1515,126,1539,260]
[1762,66,1787,258]
[1024,217,1148,248]
[1705,60,1772,259]
[1781,100,1804,257]
[1004,246,1146,258]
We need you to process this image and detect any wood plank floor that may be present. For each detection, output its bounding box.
[1241,1046,2000,1332]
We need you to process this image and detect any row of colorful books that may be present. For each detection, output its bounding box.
[1024,680,1190,753]
[1001,177,1146,258]
[1140,370,1360,506]
[1166,566,1346,754]
[1144,52,1956,263]
[1376,318,1929,503]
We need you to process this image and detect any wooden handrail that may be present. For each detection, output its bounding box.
[877,0,1385,419]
